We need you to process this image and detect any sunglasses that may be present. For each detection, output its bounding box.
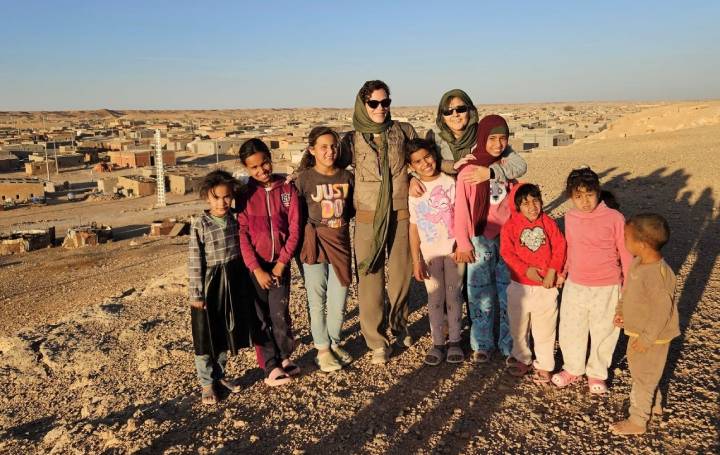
[442,105,470,116]
[366,98,392,109]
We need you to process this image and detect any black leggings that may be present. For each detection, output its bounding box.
[251,263,293,374]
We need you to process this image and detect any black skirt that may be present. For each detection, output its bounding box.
[191,258,254,357]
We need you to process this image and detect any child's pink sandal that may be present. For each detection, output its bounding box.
[264,367,292,387]
[551,370,582,388]
[587,377,607,395]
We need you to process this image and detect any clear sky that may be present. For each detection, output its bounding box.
[1,0,718,110]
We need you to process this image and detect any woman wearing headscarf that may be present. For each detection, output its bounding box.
[412,90,526,362]
[335,80,418,365]
[411,89,526,195]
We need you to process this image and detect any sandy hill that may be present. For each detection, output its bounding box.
[585,101,720,141]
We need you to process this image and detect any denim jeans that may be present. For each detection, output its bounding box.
[467,235,512,355]
[194,351,227,387]
[303,262,348,349]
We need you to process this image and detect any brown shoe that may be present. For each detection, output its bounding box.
[610,419,646,435]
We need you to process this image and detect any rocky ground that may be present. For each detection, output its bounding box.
[1,114,718,454]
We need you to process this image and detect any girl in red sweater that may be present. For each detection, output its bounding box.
[500,183,566,383]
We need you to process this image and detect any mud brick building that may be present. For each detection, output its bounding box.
[0,177,46,203]
[108,150,176,168]
[116,175,156,197]
[167,168,205,195]
[25,160,58,176]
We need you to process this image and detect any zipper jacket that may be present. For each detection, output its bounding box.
[237,175,301,272]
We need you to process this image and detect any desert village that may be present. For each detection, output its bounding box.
[0,102,638,253]
[0,102,718,454]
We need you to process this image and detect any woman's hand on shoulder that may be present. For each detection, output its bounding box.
[460,165,491,185]
[409,177,426,197]
[453,154,474,170]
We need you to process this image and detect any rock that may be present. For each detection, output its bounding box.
[0,336,46,377]
[143,418,157,427]
[98,429,123,450]
[135,345,170,373]
[124,418,137,433]
[233,420,248,429]
[42,426,68,446]
[249,435,260,443]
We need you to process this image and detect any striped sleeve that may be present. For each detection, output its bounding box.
[187,216,206,301]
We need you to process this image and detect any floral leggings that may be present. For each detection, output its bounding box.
[466,235,512,356]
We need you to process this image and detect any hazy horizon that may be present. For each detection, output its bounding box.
[2,1,718,111]
[3,98,719,115]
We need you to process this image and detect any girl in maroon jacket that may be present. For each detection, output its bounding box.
[500,183,566,383]
[237,138,301,386]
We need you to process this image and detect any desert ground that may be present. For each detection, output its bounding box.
[1,103,718,454]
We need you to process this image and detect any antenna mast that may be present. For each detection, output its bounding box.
[154,129,166,207]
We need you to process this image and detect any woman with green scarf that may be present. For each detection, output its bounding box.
[410,89,527,197]
[336,80,418,365]
[409,90,527,363]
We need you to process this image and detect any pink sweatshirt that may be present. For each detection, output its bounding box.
[454,167,512,252]
[563,201,632,287]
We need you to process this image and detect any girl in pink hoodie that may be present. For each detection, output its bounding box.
[551,167,632,394]
[237,138,301,387]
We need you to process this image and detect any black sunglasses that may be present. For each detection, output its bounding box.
[442,105,470,116]
[366,98,391,109]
